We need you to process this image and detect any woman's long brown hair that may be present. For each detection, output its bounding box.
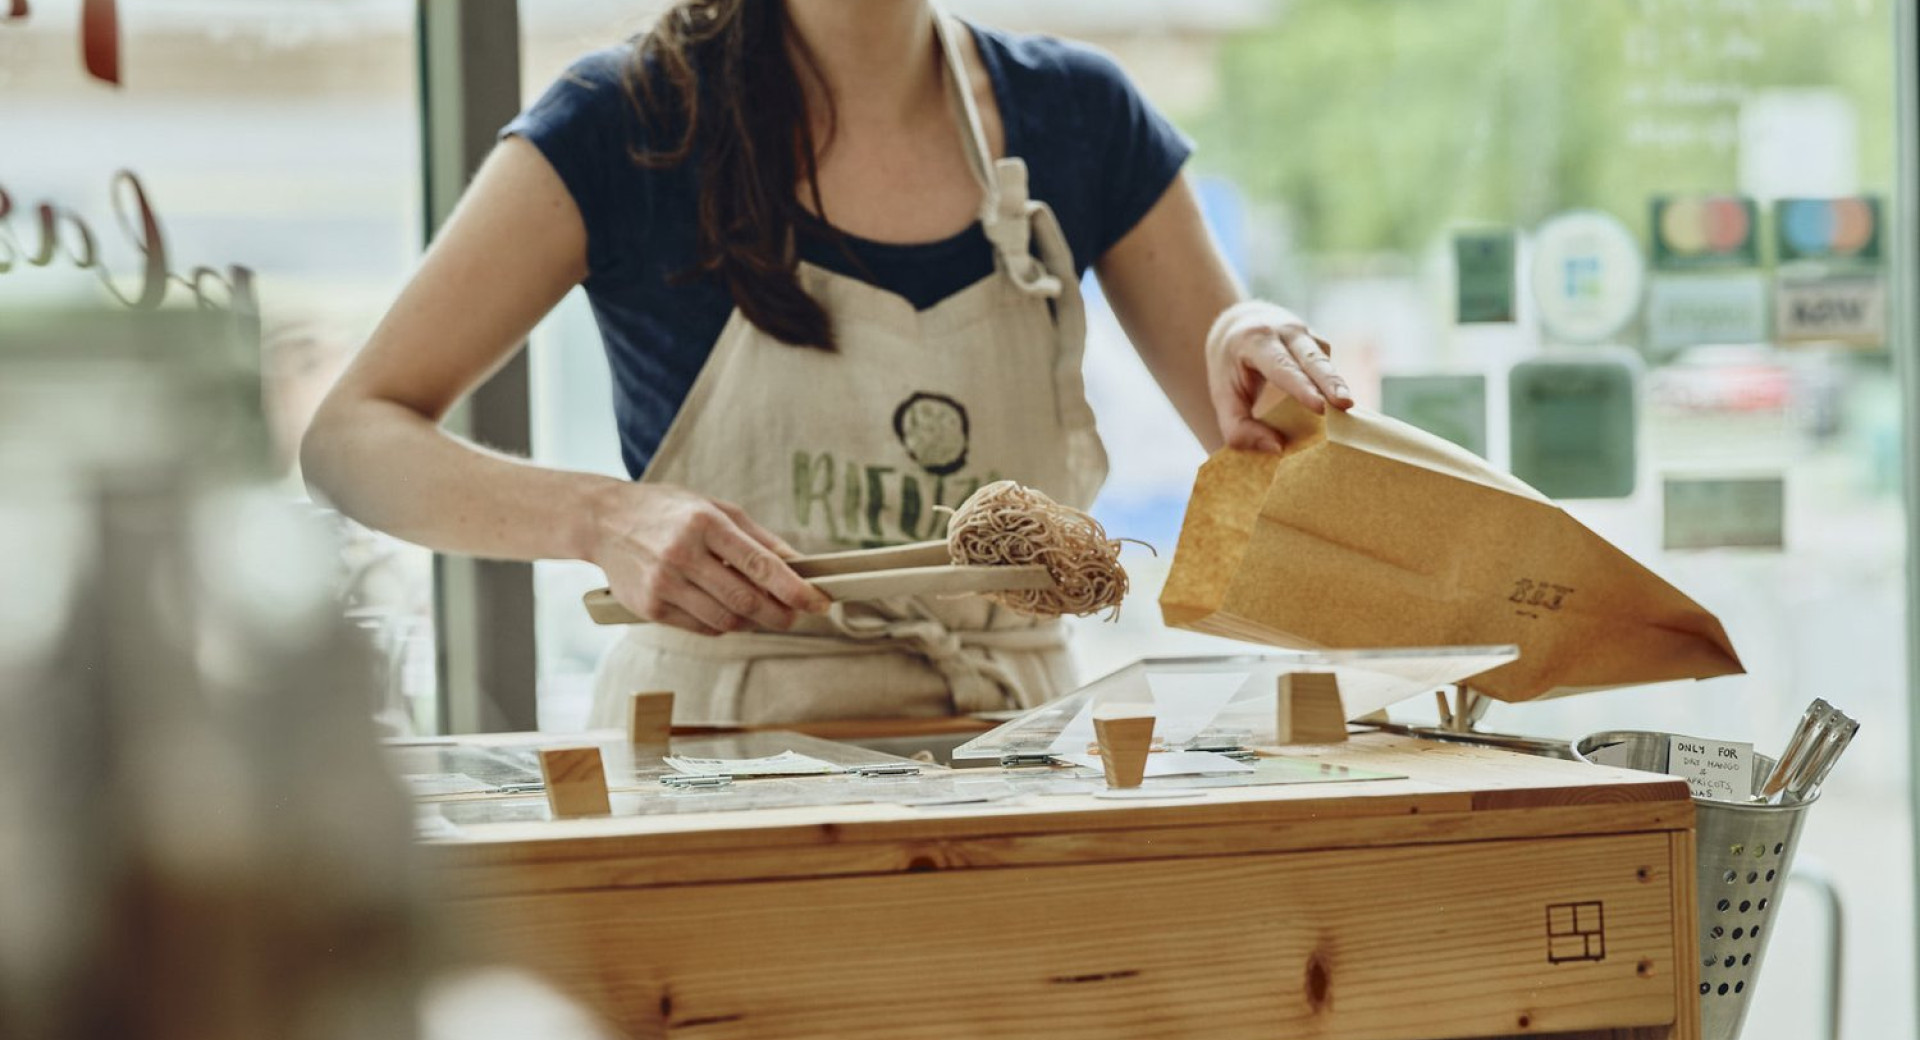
[625,0,839,350]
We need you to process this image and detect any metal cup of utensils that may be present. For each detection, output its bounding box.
[1575,731,1817,1040]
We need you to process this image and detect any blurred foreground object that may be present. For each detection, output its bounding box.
[420,969,617,1040]
[1576,729,1826,1040]
[0,309,422,1040]
[1161,387,1743,701]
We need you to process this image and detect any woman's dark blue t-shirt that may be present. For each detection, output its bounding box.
[502,23,1193,478]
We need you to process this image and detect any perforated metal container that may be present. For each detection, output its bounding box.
[1575,731,1816,1040]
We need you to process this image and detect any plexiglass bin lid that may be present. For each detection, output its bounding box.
[952,646,1520,765]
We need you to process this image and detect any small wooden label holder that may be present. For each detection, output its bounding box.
[628,690,675,752]
[539,746,612,819]
[1092,711,1157,789]
[1277,671,1348,745]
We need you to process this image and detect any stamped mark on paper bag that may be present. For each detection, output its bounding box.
[1508,577,1576,618]
[1667,735,1754,801]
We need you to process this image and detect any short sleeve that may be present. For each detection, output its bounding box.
[1056,42,1194,260]
[500,46,648,283]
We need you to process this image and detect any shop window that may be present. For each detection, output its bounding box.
[2,1,434,732]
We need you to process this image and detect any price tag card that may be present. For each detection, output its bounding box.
[1667,734,1754,802]
[663,751,843,778]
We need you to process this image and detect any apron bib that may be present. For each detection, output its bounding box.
[589,12,1109,727]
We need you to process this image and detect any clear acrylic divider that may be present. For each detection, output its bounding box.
[952,646,1520,765]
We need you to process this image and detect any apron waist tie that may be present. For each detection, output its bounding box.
[980,158,1064,301]
[625,605,1069,715]
[823,604,1057,714]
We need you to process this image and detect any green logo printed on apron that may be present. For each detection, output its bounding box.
[791,449,998,548]
[893,392,970,475]
[791,451,841,543]
[791,392,999,547]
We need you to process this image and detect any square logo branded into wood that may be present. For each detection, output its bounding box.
[1546,901,1606,964]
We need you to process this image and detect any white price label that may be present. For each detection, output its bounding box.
[401,772,494,796]
[1667,735,1754,802]
[663,751,842,777]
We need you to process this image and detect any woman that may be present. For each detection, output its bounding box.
[302,0,1352,728]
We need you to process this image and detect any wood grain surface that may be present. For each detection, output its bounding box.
[537,747,610,819]
[448,834,1684,1040]
[1279,670,1349,743]
[421,730,1699,1040]
[625,691,675,748]
[1092,713,1155,788]
[424,733,1691,889]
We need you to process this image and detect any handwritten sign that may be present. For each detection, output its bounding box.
[1667,734,1754,802]
[0,170,257,319]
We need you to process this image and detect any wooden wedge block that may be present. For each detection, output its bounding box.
[1455,687,1491,732]
[1278,671,1347,745]
[627,690,675,749]
[1093,712,1156,789]
[539,747,611,819]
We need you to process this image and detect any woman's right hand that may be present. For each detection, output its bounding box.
[588,483,832,636]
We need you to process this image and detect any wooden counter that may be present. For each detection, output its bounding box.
[413,731,1699,1040]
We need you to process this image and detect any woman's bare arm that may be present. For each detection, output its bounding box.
[301,137,826,633]
[302,137,606,560]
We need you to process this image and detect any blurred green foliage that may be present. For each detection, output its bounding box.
[1187,0,1896,260]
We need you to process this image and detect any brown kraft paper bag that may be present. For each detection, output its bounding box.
[1160,391,1744,702]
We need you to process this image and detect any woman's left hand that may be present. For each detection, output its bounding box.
[1205,301,1353,453]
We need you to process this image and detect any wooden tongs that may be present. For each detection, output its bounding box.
[581,540,1055,625]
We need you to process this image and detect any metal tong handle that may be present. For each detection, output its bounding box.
[1784,712,1860,802]
[1758,699,1833,801]
[1758,698,1859,804]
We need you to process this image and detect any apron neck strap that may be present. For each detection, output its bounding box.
[930,10,1060,297]
[931,11,998,201]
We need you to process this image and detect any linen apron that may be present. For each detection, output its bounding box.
[588,13,1109,727]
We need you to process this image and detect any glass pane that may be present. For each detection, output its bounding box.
[2,1,435,732]
[1083,2,1906,1036]
[519,2,669,731]
[512,8,1911,1034]
[952,647,1520,763]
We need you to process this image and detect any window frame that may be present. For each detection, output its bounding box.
[1895,0,1920,1018]
[425,24,1920,1028]
[418,0,538,734]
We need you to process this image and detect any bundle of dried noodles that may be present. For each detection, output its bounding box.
[944,480,1135,619]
